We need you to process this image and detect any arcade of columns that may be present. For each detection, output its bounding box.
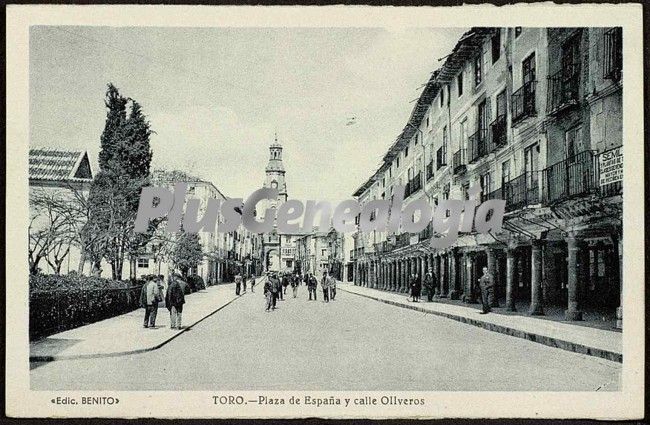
[351,232,609,319]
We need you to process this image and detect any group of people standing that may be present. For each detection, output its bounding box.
[234,272,256,295]
[405,266,496,314]
[139,274,186,330]
[263,270,338,311]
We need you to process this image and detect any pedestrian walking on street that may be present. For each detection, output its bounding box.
[478,266,494,314]
[165,275,185,329]
[250,273,256,293]
[329,273,337,300]
[264,273,273,312]
[282,273,290,297]
[321,271,330,302]
[270,272,281,309]
[142,275,162,328]
[423,272,435,302]
[410,273,422,302]
[242,274,247,293]
[235,272,242,295]
[291,272,300,298]
[307,273,317,301]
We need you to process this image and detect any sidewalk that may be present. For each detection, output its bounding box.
[30,282,247,362]
[339,282,622,363]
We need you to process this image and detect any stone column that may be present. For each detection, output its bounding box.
[449,251,459,299]
[505,246,517,311]
[487,248,498,307]
[391,261,396,291]
[419,256,425,280]
[529,240,544,315]
[565,234,583,320]
[464,252,475,303]
[439,254,448,297]
[615,234,622,329]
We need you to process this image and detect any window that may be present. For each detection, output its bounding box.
[496,90,507,118]
[396,156,400,168]
[501,159,511,185]
[457,72,463,97]
[442,126,448,163]
[415,133,419,145]
[522,53,536,85]
[480,172,492,195]
[322,249,327,256]
[404,146,409,158]
[565,126,582,160]
[462,182,471,200]
[515,27,522,38]
[440,87,445,107]
[137,258,149,268]
[443,183,450,200]
[474,54,483,86]
[491,28,501,63]
[187,186,196,195]
[426,115,430,129]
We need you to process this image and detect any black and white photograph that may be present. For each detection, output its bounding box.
[5,4,644,420]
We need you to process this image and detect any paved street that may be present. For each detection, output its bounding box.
[31,285,621,391]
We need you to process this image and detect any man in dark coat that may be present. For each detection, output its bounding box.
[307,273,317,301]
[423,272,435,302]
[478,266,494,314]
[270,273,281,309]
[263,273,273,311]
[165,277,186,329]
[410,273,422,302]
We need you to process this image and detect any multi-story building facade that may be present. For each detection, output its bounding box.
[351,27,623,327]
[295,227,345,278]
[142,169,262,284]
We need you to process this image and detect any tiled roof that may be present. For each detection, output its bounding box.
[29,148,93,182]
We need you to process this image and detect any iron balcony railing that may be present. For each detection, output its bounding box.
[490,114,507,148]
[418,221,433,241]
[404,172,423,198]
[503,171,540,212]
[511,80,537,124]
[547,62,581,115]
[468,129,488,163]
[436,147,447,170]
[542,150,597,205]
[603,27,623,81]
[426,160,434,181]
[453,149,467,174]
[481,186,503,203]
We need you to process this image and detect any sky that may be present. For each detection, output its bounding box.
[30,26,467,202]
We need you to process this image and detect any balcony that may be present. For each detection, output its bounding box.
[490,114,507,148]
[436,147,447,170]
[453,149,467,174]
[404,173,423,199]
[603,27,622,81]
[418,221,433,241]
[543,150,597,205]
[511,80,537,124]
[481,187,503,203]
[503,171,540,212]
[426,160,434,181]
[468,129,488,163]
[547,63,581,115]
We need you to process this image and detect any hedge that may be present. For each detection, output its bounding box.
[29,274,145,341]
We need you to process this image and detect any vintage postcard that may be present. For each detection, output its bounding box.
[5,3,645,419]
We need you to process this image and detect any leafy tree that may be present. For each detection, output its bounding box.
[171,231,203,279]
[85,83,155,280]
